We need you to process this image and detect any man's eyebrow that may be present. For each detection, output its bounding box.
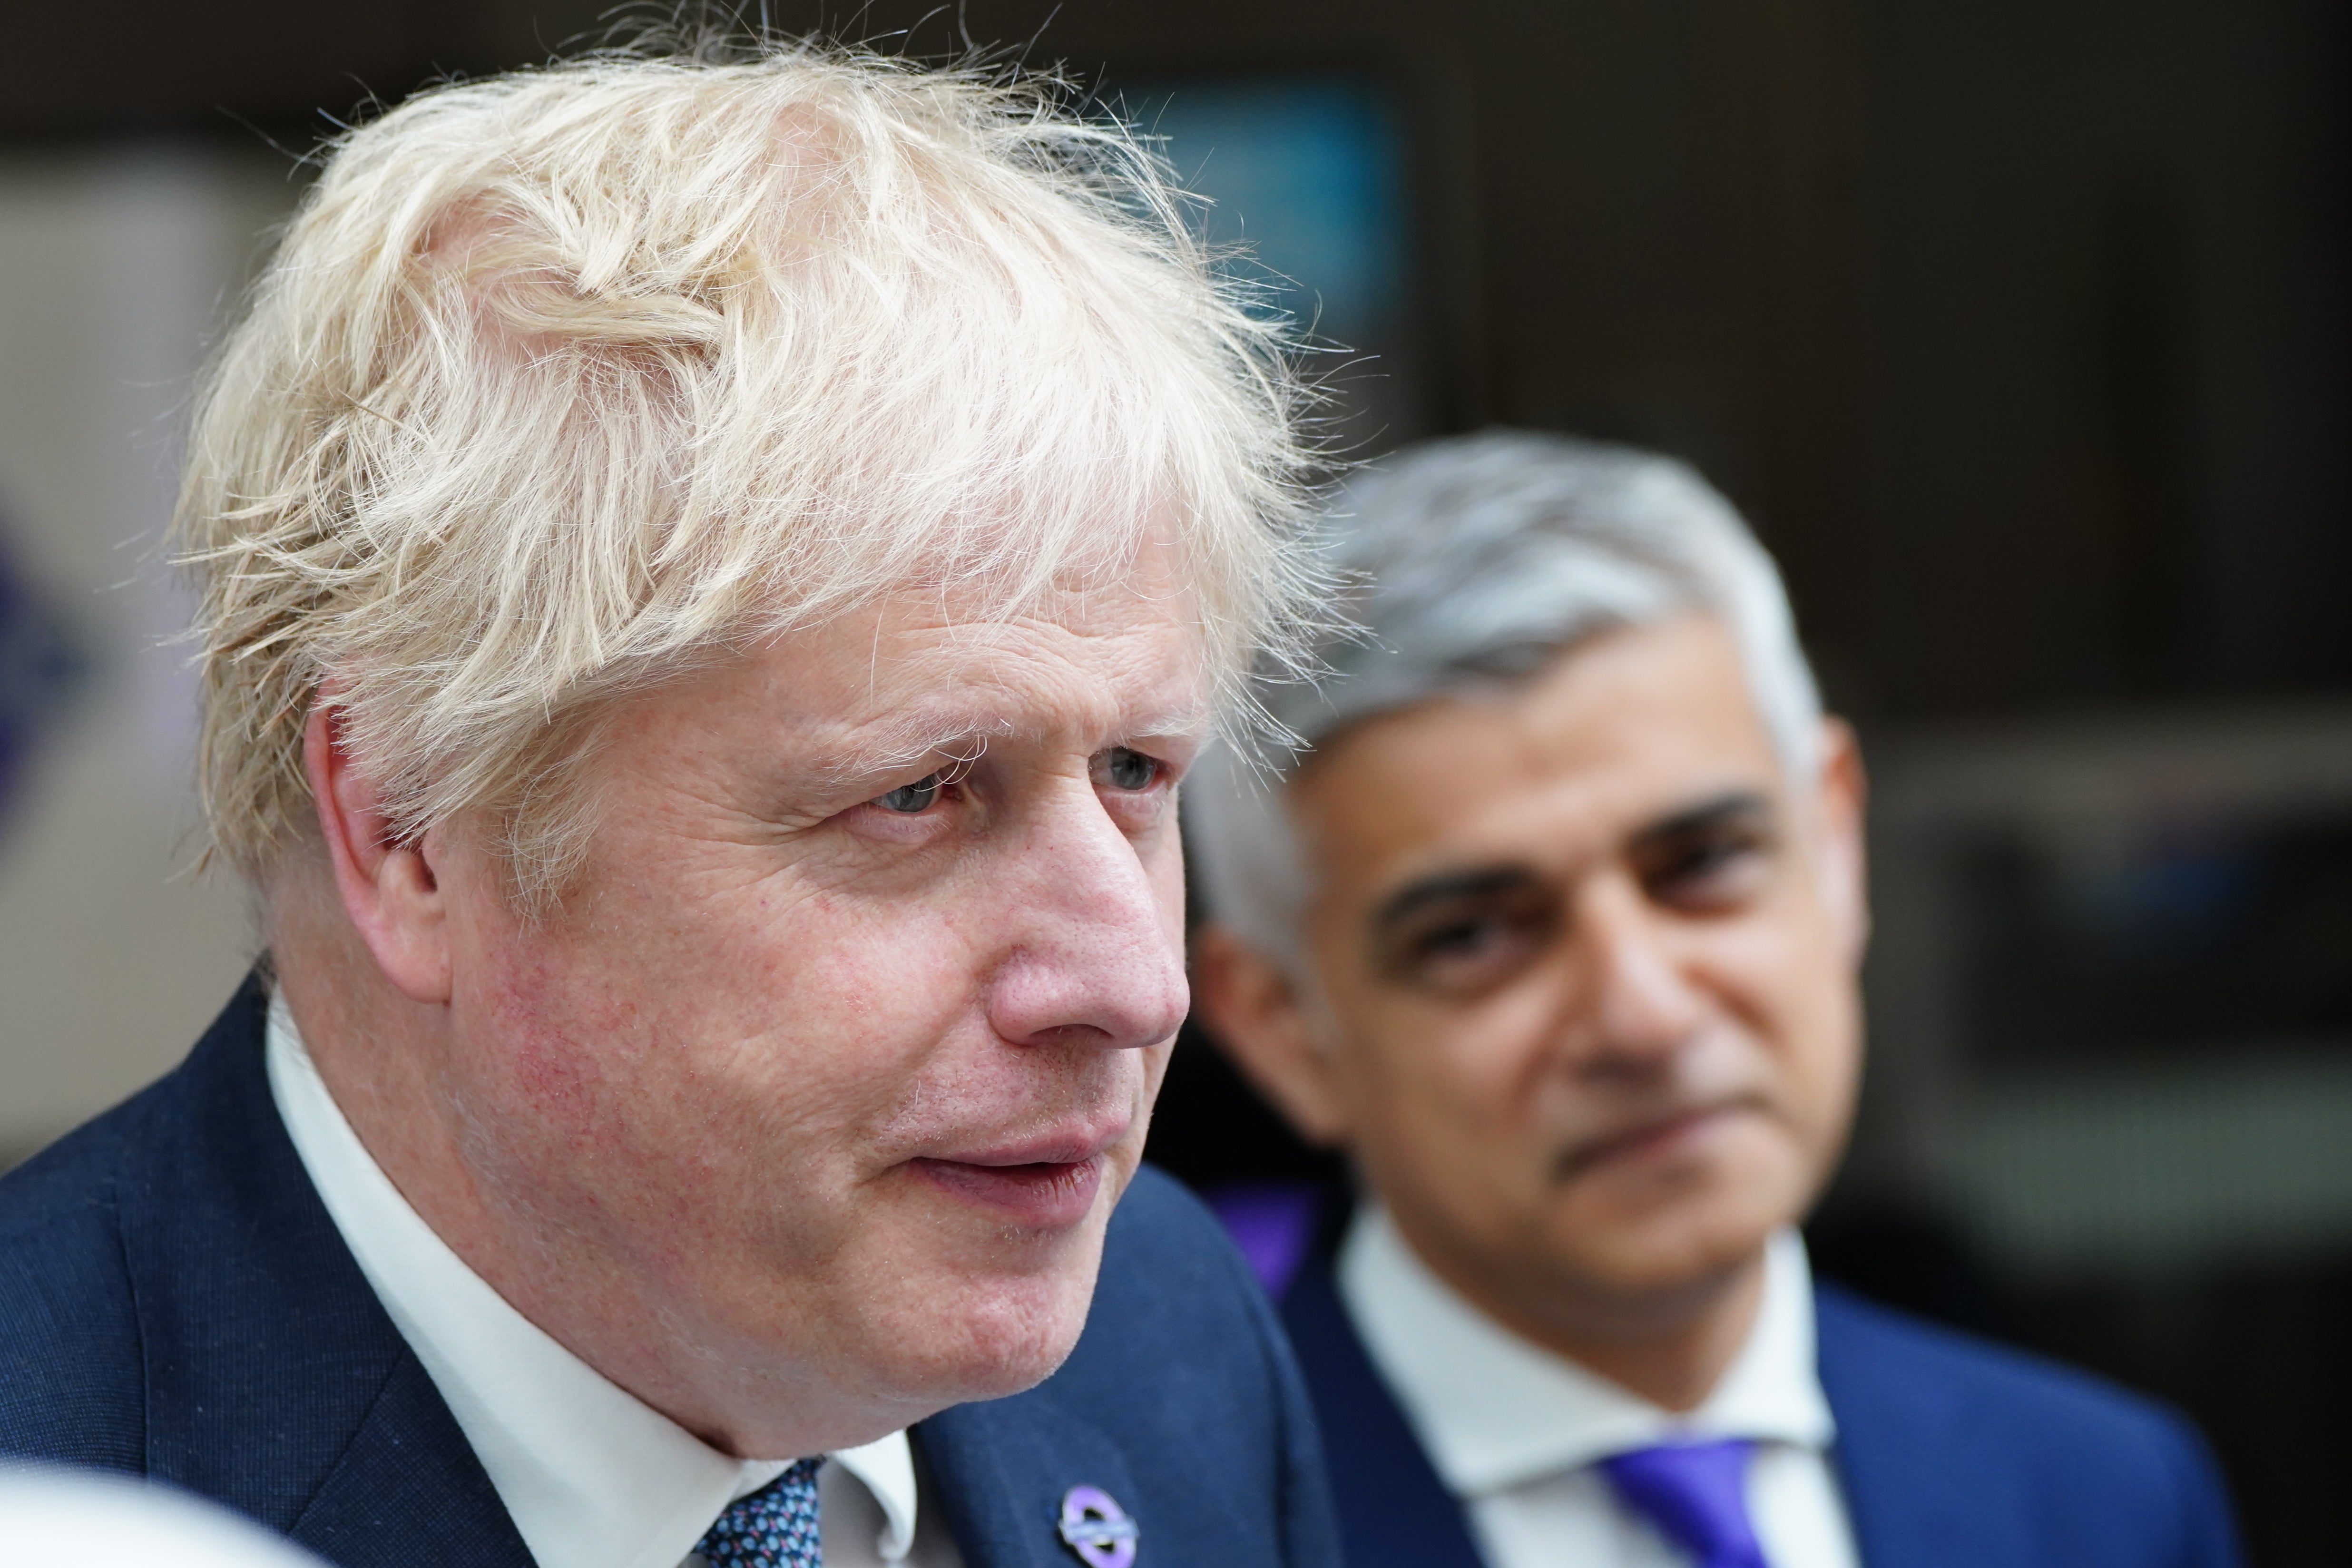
[810,694,1215,788]
[1372,864,1546,937]
[811,717,1011,788]
[1630,789,1776,849]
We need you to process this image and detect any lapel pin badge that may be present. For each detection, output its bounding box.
[1058,1484,1139,1568]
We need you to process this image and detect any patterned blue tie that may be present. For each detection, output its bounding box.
[1597,1438,1771,1568]
[697,1457,824,1568]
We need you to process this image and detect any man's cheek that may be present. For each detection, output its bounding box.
[1134,1040,1175,1111]
[778,960,964,1094]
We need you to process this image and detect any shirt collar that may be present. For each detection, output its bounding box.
[1336,1204,1835,1499]
[264,993,921,1568]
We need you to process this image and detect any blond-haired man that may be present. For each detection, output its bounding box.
[0,40,1335,1568]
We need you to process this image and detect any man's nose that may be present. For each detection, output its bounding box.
[982,782,1189,1052]
[1566,878,1706,1069]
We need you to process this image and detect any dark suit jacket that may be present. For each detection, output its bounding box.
[1281,1250,2244,1568]
[0,977,1342,1568]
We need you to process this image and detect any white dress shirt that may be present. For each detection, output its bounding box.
[1338,1206,1859,1568]
[265,993,962,1568]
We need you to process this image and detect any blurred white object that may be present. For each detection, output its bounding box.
[0,1467,323,1566]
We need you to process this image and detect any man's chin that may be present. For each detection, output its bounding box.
[1541,1159,1802,1293]
[1545,1191,1790,1303]
[846,1259,1103,1404]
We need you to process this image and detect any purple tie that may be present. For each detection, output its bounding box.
[1597,1439,1770,1568]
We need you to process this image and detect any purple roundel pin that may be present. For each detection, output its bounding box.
[1057,1484,1139,1568]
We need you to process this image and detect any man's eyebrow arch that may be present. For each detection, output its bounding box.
[812,717,1013,786]
[1633,789,1776,844]
[809,694,1215,787]
[1373,864,1546,933]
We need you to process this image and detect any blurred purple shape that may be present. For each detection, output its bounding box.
[1205,1180,1322,1299]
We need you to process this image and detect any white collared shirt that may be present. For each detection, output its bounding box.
[1338,1207,1859,1568]
[265,993,962,1568]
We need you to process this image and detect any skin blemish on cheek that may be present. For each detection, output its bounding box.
[473,952,644,1149]
[511,1032,595,1125]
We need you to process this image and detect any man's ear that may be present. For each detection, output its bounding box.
[1190,922,1353,1148]
[1812,715,1871,966]
[302,697,454,1004]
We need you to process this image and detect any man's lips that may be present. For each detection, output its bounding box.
[909,1126,1128,1228]
[1555,1099,1756,1181]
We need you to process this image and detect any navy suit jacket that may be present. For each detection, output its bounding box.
[1281,1251,2244,1568]
[0,977,1342,1568]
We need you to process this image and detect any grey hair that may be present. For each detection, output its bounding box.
[1186,428,1823,967]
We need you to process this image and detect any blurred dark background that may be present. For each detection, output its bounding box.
[1,1,2346,1560]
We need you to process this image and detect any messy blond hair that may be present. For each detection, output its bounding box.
[175,36,1318,903]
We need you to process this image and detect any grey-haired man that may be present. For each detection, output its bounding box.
[1187,430,2241,1568]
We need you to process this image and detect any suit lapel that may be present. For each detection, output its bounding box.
[288,1355,531,1567]
[118,978,530,1567]
[1279,1259,1486,1568]
[916,1392,1146,1568]
[1815,1286,1977,1568]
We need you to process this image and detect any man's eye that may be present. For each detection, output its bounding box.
[1647,831,1773,907]
[876,773,944,813]
[1418,918,1502,959]
[1377,897,1558,997]
[1095,747,1161,792]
